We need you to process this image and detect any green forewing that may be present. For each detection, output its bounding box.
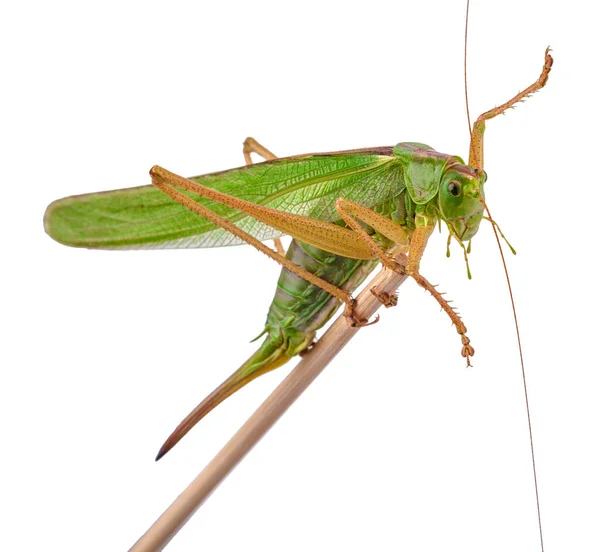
[44,154,403,249]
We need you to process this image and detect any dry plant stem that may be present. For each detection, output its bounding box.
[128,253,409,552]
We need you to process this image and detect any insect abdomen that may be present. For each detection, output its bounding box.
[263,239,379,356]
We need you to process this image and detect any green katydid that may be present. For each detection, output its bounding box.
[44,48,552,466]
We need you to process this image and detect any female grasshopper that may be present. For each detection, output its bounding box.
[44,48,552,462]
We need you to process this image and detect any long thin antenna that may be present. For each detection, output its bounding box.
[483,201,545,552]
[464,0,472,139]
[464,2,546,548]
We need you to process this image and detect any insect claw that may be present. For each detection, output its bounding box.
[460,336,475,367]
[370,288,398,308]
[363,314,380,327]
[347,313,380,327]
[343,298,380,327]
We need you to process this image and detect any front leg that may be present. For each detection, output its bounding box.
[335,198,474,365]
[405,223,474,366]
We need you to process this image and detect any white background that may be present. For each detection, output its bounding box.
[1,1,598,551]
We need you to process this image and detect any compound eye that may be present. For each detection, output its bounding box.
[448,180,461,197]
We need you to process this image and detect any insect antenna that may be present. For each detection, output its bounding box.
[482,199,545,552]
[464,0,472,141]
[464,3,549,551]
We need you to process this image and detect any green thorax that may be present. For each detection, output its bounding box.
[261,143,487,356]
[393,142,485,241]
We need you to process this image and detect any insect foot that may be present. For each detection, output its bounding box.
[370,288,398,308]
[343,299,380,328]
[384,257,406,275]
[461,335,475,367]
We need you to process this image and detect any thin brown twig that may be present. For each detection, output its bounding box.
[128,253,409,552]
